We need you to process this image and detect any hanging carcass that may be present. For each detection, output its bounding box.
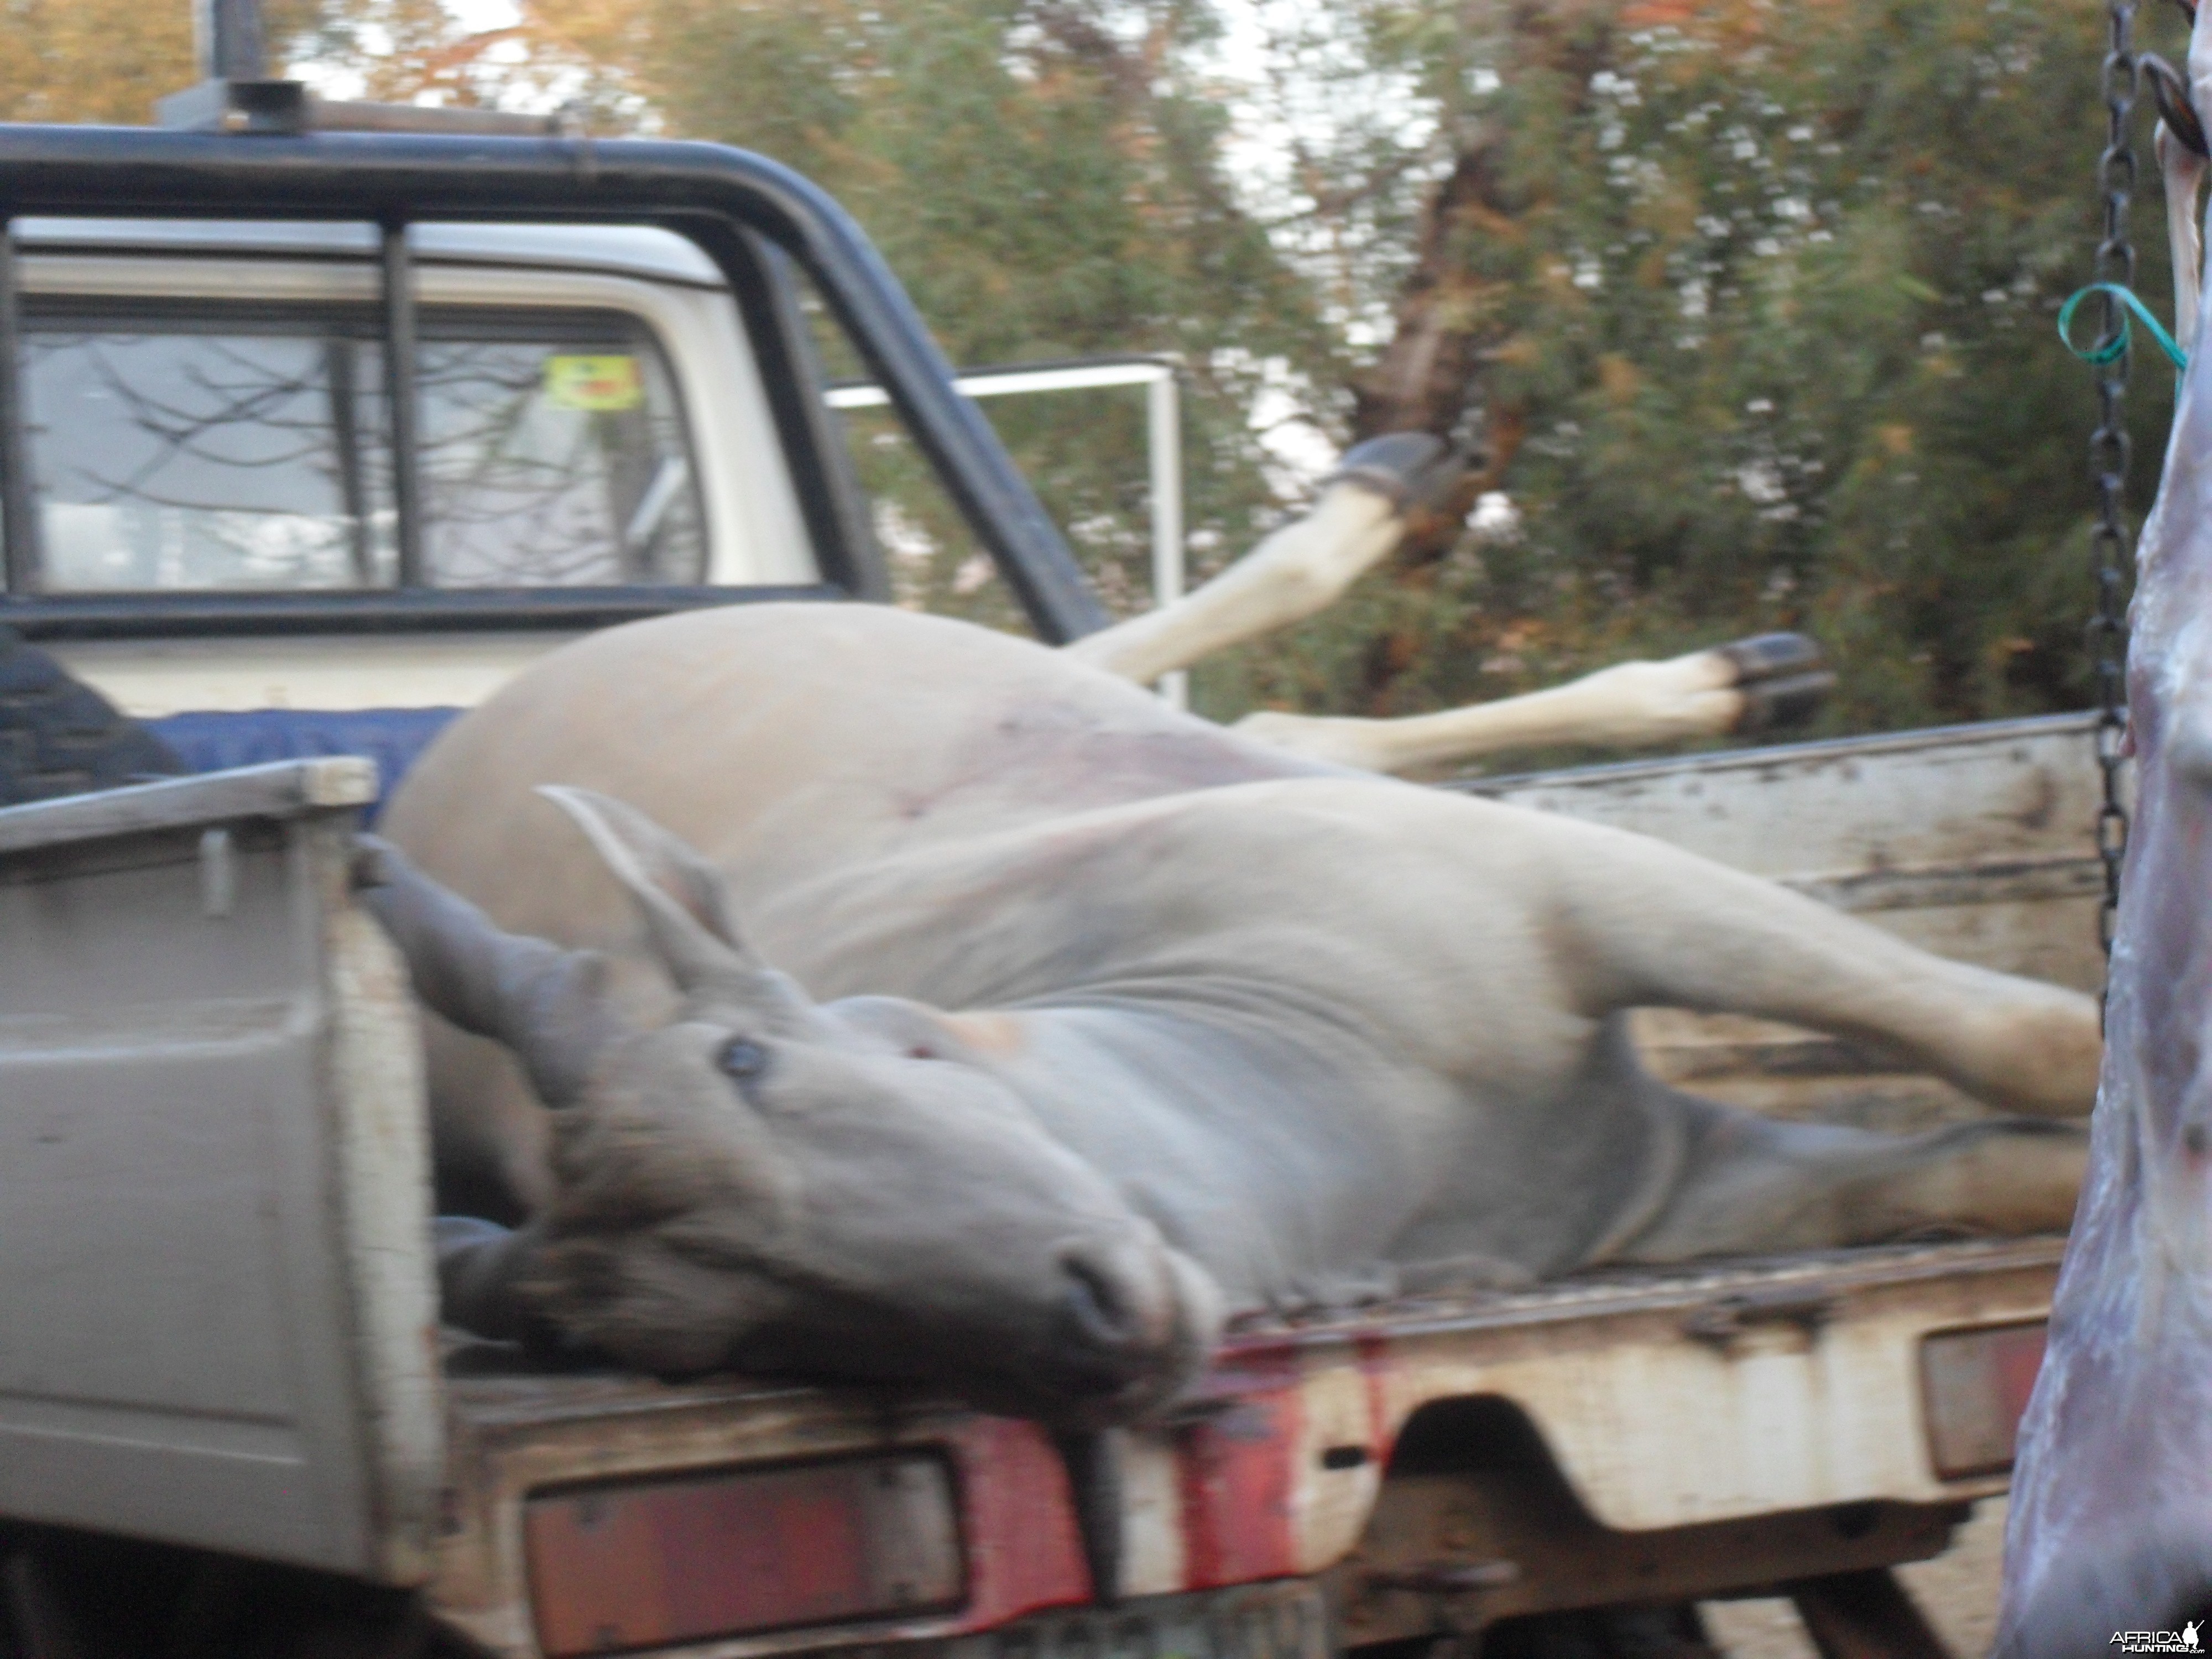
[1995,7,2212,1648]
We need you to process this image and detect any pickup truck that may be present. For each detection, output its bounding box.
[0,93,2086,1659]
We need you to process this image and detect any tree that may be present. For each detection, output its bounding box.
[1230,0,2185,738]
[0,0,197,123]
[0,0,317,123]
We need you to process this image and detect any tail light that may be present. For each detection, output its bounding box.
[525,1452,964,1657]
[1918,1320,2047,1479]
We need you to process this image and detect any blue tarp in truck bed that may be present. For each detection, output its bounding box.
[149,708,461,819]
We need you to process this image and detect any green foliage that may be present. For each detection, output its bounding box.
[0,0,319,123]
[1222,0,2185,738]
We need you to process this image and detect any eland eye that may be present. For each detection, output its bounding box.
[717,1037,771,1081]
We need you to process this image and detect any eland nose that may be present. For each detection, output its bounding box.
[1051,1237,1179,1376]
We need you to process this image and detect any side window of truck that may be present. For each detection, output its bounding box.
[21,303,706,592]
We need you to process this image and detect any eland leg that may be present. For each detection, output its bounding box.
[1538,819,2103,1121]
[1617,1086,2086,1261]
[1057,427,1834,778]
[1232,634,1831,775]
[1062,434,1465,685]
[2162,119,2209,354]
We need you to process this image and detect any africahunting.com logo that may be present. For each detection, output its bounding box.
[2112,1622,2203,1653]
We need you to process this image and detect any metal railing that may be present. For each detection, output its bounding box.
[830,354,1186,701]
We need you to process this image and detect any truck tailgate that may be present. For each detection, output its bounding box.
[0,762,442,1582]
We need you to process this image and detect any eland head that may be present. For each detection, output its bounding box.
[358,787,1221,1424]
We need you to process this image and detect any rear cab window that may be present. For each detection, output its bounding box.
[1,221,836,606]
[28,302,706,593]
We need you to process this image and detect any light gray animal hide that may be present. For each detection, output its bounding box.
[379,603,2097,1423]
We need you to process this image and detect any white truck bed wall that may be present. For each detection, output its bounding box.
[0,761,442,1583]
[1477,710,2111,988]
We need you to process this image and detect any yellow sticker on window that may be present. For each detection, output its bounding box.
[543,355,644,411]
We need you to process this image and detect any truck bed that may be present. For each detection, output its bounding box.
[0,712,2096,1656]
[419,711,2098,1654]
[0,760,440,1583]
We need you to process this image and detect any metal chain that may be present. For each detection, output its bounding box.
[2090,0,2138,962]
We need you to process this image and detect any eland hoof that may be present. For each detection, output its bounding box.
[1328,432,1471,514]
[434,1214,567,1354]
[0,624,186,806]
[1715,633,1835,734]
[2147,53,2209,158]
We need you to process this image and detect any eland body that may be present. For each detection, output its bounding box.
[376,602,2097,1422]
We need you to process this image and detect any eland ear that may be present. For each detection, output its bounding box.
[538,786,806,1014]
[539,786,742,948]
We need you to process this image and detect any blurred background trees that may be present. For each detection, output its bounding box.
[1,0,2181,750]
[1319,0,2182,737]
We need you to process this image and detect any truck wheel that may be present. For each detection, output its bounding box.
[1479,1603,1720,1657]
[0,625,184,806]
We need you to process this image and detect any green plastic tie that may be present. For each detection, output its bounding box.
[2059,281,2191,372]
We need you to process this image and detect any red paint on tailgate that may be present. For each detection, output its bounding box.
[942,1415,1094,1624]
[1174,1385,1303,1588]
[1353,1332,1396,1462]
